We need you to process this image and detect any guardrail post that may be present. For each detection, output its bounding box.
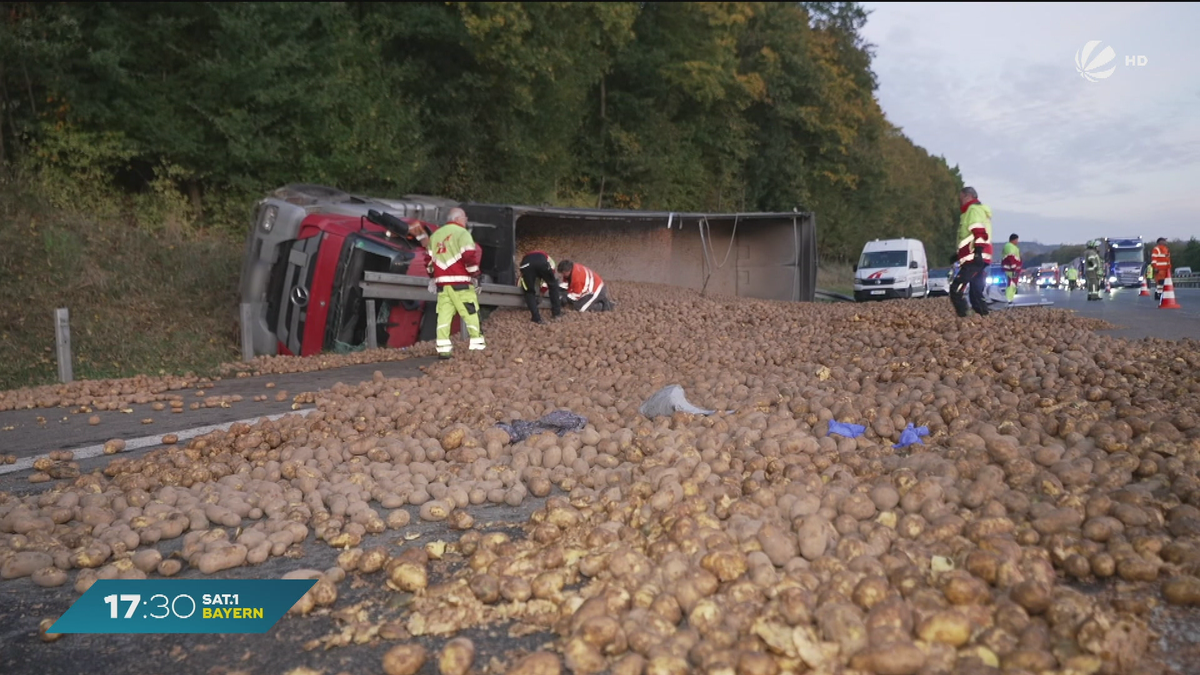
[239,303,254,362]
[55,308,73,383]
[365,300,378,350]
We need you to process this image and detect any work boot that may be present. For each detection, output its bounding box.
[532,316,545,324]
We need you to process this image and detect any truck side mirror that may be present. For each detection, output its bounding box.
[909,261,919,269]
[852,264,858,272]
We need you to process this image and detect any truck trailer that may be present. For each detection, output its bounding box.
[239,185,818,358]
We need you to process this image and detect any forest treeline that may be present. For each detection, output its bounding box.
[0,2,965,261]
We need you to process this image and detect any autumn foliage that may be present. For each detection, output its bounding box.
[0,2,963,262]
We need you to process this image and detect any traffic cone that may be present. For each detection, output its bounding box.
[1160,276,1181,309]
[1139,276,1151,296]
[1105,278,1112,293]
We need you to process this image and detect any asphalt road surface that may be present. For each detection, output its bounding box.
[924,285,1200,341]
[0,359,434,469]
[1025,285,1200,341]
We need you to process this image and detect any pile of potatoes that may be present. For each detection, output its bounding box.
[0,373,217,413]
[221,347,421,379]
[2,281,1199,674]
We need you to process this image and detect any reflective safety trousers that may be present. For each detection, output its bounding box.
[435,285,485,355]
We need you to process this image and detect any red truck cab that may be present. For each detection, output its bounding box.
[274,212,434,356]
[240,185,517,358]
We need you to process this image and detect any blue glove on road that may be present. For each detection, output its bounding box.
[828,420,866,438]
[894,423,929,449]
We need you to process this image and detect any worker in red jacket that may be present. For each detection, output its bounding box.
[1150,237,1172,300]
[556,260,613,312]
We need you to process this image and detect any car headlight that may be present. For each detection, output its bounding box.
[260,205,279,233]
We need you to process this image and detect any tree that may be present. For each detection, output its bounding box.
[15,3,426,214]
[3,0,965,263]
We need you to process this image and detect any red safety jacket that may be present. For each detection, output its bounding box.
[561,263,604,302]
[1151,244,1171,280]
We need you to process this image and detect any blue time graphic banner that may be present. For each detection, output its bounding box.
[48,579,317,634]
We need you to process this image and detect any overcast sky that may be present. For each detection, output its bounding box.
[859,2,1200,246]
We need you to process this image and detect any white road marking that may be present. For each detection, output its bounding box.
[0,408,318,476]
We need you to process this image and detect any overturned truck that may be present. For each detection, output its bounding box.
[239,184,817,358]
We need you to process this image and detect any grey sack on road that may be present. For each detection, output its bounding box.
[639,385,718,418]
[495,410,588,444]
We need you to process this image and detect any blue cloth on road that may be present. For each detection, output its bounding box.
[894,423,929,448]
[495,410,587,444]
[828,420,866,438]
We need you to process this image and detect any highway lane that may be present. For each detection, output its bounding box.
[0,358,434,465]
[1009,285,1200,341]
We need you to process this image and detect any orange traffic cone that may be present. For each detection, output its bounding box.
[1160,277,1181,309]
[1139,276,1151,296]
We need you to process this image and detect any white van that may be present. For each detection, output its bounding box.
[853,238,929,301]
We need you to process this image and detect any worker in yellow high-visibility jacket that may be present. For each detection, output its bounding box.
[950,187,992,317]
[427,208,485,358]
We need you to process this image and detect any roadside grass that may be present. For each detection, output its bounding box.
[0,184,243,390]
[817,261,855,297]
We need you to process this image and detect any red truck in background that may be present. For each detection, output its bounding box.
[239,184,516,358]
[1035,263,1061,289]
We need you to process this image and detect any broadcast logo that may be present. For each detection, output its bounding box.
[1075,41,1148,83]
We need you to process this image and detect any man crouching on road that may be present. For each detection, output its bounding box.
[427,207,485,358]
[950,187,993,318]
[518,250,564,324]
[556,260,613,313]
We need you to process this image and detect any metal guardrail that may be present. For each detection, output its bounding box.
[359,272,552,349]
[1173,276,1200,288]
[815,288,855,302]
[360,271,550,309]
